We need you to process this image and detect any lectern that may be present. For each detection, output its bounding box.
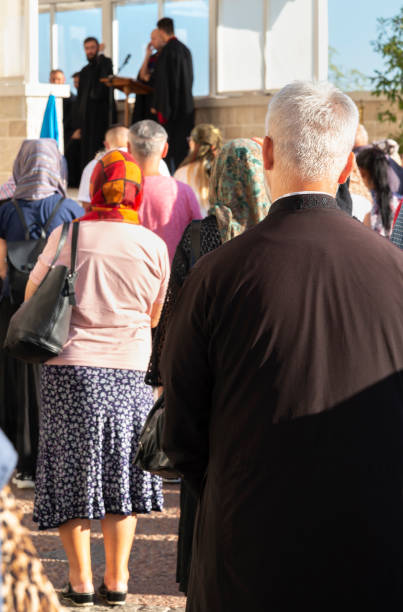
[100,77,154,127]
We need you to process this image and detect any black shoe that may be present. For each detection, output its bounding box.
[61,583,94,607]
[97,582,127,606]
[12,472,35,489]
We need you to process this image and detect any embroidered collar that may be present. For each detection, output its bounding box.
[269,192,338,216]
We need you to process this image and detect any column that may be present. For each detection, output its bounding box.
[313,0,328,82]
[0,0,70,183]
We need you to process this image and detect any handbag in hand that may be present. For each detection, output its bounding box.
[134,220,202,477]
[134,394,179,478]
[4,221,79,364]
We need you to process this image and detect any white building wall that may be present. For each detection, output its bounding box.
[216,0,327,93]
[0,0,26,80]
[266,0,314,89]
[217,0,264,92]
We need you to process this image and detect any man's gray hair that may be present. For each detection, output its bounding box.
[129,120,168,158]
[265,81,359,182]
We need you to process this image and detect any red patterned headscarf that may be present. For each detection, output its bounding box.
[79,149,143,224]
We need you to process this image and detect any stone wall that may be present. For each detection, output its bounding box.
[192,91,403,144]
[0,87,67,185]
[0,96,28,185]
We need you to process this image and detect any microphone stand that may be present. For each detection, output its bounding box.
[108,54,132,127]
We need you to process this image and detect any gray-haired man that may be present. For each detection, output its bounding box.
[161,81,403,611]
[128,120,202,262]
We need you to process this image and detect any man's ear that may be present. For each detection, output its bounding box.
[263,136,274,171]
[162,141,169,159]
[338,151,354,184]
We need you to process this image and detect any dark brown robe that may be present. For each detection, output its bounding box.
[161,193,403,612]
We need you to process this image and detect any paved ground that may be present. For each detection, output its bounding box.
[11,481,186,610]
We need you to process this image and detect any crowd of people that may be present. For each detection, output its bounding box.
[0,75,403,610]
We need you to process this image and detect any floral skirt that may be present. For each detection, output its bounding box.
[33,365,163,530]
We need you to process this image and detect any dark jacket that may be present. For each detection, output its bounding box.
[152,37,194,122]
[161,193,403,612]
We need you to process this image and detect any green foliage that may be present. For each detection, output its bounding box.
[328,46,370,91]
[371,7,403,142]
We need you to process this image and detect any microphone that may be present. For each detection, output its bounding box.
[118,54,131,74]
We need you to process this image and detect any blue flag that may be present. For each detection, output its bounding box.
[40,94,59,145]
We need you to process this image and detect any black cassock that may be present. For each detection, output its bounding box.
[76,54,116,170]
[132,52,160,125]
[152,38,194,173]
[161,194,403,612]
[63,94,81,188]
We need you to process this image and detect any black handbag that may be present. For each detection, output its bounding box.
[4,221,79,364]
[7,197,66,305]
[134,394,179,478]
[134,220,202,478]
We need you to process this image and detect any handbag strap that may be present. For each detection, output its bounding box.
[12,200,30,241]
[49,221,70,268]
[12,196,66,241]
[70,221,79,275]
[190,220,202,268]
[66,222,80,306]
[43,196,66,234]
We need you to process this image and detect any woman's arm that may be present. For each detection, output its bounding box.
[24,225,65,301]
[24,278,39,301]
[0,238,7,280]
[151,301,164,328]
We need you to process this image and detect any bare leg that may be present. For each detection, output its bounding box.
[58,518,93,592]
[101,513,137,591]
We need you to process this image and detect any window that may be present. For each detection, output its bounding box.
[163,0,209,96]
[56,8,102,88]
[217,0,264,92]
[115,1,159,80]
[39,12,51,83]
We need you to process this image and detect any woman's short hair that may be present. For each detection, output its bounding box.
[266,81,359,183]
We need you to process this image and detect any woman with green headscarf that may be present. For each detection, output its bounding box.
[145,138,270,595]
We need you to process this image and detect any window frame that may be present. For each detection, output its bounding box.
[38,0,276,97]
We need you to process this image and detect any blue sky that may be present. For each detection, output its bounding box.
[328,0,402,81]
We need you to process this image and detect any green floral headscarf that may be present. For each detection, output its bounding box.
[208,138,270,243]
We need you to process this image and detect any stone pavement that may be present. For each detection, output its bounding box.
[12,481,186,610]
[61,604,184,611]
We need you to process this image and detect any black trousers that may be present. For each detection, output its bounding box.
[65,138,82,188]
[0,298,41,477]
[165,112,195,174]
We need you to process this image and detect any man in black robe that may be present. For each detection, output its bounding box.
[75,37,116,170]
[151,18,194,173]
[132,29,165,125]
[64,72,82,187]
[161,81,403,611]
